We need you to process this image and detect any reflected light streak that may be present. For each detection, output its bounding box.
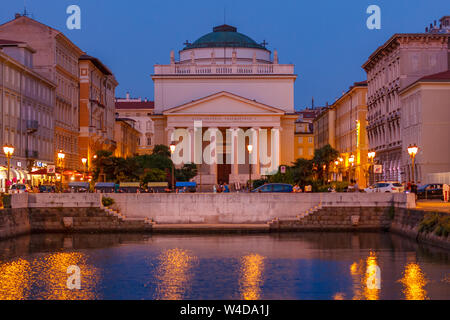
[155,248,198,300]
[350,252,381,300]
[0,259,31,300]
[239,254,265,300]
[399,263,428,300]
[36,252,99,300]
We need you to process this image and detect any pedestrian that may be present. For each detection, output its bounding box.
[223,183,230,193]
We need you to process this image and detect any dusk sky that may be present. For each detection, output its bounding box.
[1,0,448,110]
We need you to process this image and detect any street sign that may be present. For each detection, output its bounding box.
[47,165,56,174]
[373,164,382,174]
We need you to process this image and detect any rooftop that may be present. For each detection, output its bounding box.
[183,24,268,51]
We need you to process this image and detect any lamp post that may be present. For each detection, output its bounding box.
[407,145,418,183]
[81,158,88,181]
[57,150,65,192]
[247,144,253,191]
[170,143,176,192]
[334,160,339,181]
[3,145,15,194]
[349,154,355,182]
[368,151,376,185]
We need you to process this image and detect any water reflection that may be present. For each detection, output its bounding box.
[239,254,265,300]
[0,259,31,300]
[399,262,428,300]
[155,248,198,300]
[34,252,99,300]
[350,252,380,300]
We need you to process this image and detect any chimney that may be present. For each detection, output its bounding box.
[425,27,428,32]
[15,13,21,19]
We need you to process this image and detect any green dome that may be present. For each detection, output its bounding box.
[183,25,267,50]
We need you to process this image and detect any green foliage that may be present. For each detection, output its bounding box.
[388,205,395,220]
[1,194,11,208]
[142,168,167,184]
[102,197,115,207]
[268,165,295,184]
[175,163,198,182]
[291,158,314,185]
[252,178,269,189]
[312,144,340,182]
[419,213,450,237]
[152,144,171,157]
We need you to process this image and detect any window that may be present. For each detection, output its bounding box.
[298,148,303,156]
[298,137,303,143]
[308,137,313,144]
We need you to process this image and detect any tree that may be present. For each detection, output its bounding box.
[312,144,339,183]
[291,158,314,185]
[175,163,198,182]
[152,144,171,158]
[142,168,167,185]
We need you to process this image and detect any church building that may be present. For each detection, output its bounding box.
[151,25,297,187]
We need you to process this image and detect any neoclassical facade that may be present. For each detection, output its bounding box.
[363,21,450,182]
[151,25,297,186]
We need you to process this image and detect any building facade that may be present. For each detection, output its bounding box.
[151,24,297,187]
[333,82,368,186]
[293,109,319,160]
[362,16,450,182]
[0,40,55,192]
[0,15,84,170]
[113,118,140,159]
[115,93,155,155]
[313,82,369,186]
[79,55,118,169]
[400,70,450,184]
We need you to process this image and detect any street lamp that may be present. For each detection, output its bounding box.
[368,151,376,185]
[407,145,418,183]
[170,143,176,192]
[57,150,65,192]
[3,145,15,193]
[81,158,88,181]
[349,154,355,182]
[247,144,253,191]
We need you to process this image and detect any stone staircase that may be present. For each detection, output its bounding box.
[268,203,323,228]
[103,207,154,229]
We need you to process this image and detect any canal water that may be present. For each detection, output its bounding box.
[0,232,448,300]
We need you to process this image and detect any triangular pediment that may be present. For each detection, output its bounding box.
[163,91,285,115]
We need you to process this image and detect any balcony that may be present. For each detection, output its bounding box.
[26,120,39,134]
[154,63,295,76]
[26,149,39,159]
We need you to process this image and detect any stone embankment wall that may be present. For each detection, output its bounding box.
[0,208,31,239]
[106,193,415,224]
[0,194,151,239]
[270,206,393,231]
[390,208,450,250]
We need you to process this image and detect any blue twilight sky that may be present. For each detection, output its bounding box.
[0,0,448,110]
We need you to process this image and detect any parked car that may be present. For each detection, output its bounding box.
[252,183,293,193]
[417,184,443,200]
[38,185,56,193]
[364,182,404,193]
[9,184,31,194]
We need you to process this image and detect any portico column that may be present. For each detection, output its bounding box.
[209,128,218,183]
[166,127,175,145]
[231,127,239,176]
[271,127,281,173]
[252,127,260,176]
[188,128,195,164]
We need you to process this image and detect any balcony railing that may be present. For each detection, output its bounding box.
[26,120,39,134]
[154,64,295,75]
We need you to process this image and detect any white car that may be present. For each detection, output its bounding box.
[364,182,404,193]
